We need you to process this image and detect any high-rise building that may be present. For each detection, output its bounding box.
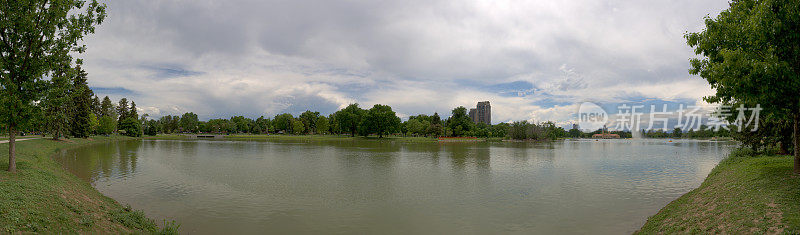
[469,108,477,124]
[476,101,491,125]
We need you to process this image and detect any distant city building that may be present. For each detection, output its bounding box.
[469,108,477,124]
[477,101,491,125]
[467,101,491,125]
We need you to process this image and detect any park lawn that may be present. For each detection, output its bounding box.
[637,151,800,234]
[0,136,176,234]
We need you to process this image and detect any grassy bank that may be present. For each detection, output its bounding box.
[637,150,800,234]
[0,136,177,234]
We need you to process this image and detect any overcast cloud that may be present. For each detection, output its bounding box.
[81,0,730,124]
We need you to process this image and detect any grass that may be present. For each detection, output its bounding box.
[637,149,800,234]
[0,135,178,234]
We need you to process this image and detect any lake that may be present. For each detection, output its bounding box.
[55,138,732,234]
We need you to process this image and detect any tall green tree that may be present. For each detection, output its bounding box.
[299,110,320,134]
[117,98,129,123]
[291,119,305,135]
[118,117,141,137]
[0,0,106,172]
[91,95,101,117]
[69,67,92,138]
[97,115,116,135]
[273,113,294,133]
[254,116,271,134]
[100,96,115,118]
[42,66,73,140]
[316,116,329,134]
[129,101,138,120]
[180,112,199,133]
[686,0,800,173]
[335,104,364,137]
[446,106,473,137]
[360,104,401,138]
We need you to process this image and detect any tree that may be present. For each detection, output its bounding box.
[42,66,73,140]
[299,110,320,134]
[91,95,102,118]
[143,119,160,136]
[335,104,365,137]
[180,112,199,133]
[0,0,106,172]
[316,116,329,134]
[686,0,800,173]
[406,119,429,136]
[118,117,141,137]
[446,106,473,137]
[129,101,138,120]
[70,67,92,138]
[672,128,683,138]
[100,96,115,118]
[427,123,444,137]
[97,115,116,135]
[360,104,401,138]
[291,119,305,135]
[117,98,129,123]
[328,114,340,134]
[273,113,294,133]
[230,116,253,133]
[254,116,271,134]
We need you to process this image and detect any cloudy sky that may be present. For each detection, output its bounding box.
[81,0,730,125]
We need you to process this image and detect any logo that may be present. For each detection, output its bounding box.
[577,102,608,132]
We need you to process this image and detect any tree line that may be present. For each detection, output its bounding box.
[140,104,570,140]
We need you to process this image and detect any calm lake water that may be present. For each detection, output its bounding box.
[55,139,732,234]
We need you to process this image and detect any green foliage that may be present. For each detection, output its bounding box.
[686,0,800,171]
[359,104,401,138]
[316,116,329,134]
[143,120,160,136]
[42,67,73,140]
[0,0,106,170]
[179,112,199,133]
[507,121,564,140]
[159,115,181,134]
[446,106,473,137]
[129,102,138,121]
[97,115,116,135]
[273,113,294,133]
[118,118,141,137]
[299,110,320,134]
[100,96,115,118]
[69,68,93,138]
[117,98,130,123]
[291,119,305,135]
[88,113,99,135]
[229,116,253,134]
[335,104,365,137]
[405,118,429,136]
[254,116,271,134]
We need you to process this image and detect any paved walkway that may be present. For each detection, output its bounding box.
[0,138,39,144]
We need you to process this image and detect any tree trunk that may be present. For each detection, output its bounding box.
[8,125,16,173]
[794,114,799,174]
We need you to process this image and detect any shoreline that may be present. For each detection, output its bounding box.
[636,150,799,233]
[0,136,176,234]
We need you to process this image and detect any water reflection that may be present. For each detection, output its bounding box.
[55,139,733,234]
